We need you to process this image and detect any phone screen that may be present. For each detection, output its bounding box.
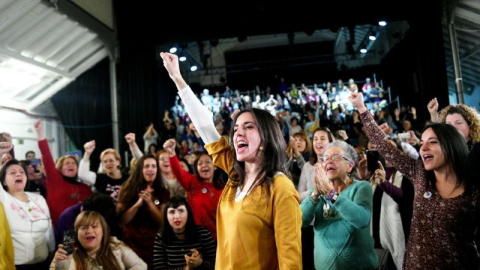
[63,230,76,254]
[366,150,386,172]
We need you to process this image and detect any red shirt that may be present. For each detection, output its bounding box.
[38,139,92,226]
[169,155,223,239]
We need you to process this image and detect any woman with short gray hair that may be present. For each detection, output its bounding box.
[300,140,378,269]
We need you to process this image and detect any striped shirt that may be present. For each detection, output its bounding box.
[153,226,216,270]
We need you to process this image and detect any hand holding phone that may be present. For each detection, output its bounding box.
[366,150,386,172]
[62,230,76,254]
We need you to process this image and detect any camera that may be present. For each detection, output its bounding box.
[397,132,411,140]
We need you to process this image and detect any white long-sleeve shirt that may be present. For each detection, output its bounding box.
[178,86,220,144]
[0,187,55,265]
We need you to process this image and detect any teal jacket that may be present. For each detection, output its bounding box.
[300,180,378,270]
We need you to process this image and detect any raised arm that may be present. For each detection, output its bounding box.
[427,97,439,123]
[125,133,143,161]
[349,92,421,181]
[160,52,220,144]
[78,140,97,186]
[163,138,195,190]
[34,119,57,176]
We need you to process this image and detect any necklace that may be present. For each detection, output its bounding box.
[69,184,80,200]
[86,255,103,270]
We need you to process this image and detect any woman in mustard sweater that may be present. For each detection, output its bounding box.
[160,52,302,270]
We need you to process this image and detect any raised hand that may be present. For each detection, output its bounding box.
[83,140,96,155]
[0,141,13,156]
[427,97,439,122]
[163,138,177,157]
[394,108,400,117]
[160,52,187,91]
[373,161,386,185]
[125,133,136,145]
[348,92,367,113]
[410,106,416,115]
[427,98,438,114]
[231,109,241,120]
[0,132,12,142]
[356,158,370,180]
[406,130,420,146]
[34,119,46,140]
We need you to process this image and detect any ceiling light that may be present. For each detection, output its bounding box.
[190,65,198,72]
[369,35,376,41]
[360,48,367,54]
[169,47,177,53]
[378,21,387,27]
[179,56,187,62]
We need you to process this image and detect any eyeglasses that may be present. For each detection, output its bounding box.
[320,154,351,163]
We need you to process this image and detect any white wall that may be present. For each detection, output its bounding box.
[0,108,66,162]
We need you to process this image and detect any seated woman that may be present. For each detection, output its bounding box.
[34,119,92,226]
[163,139,224,240]
[49,210,147,269]
[0,159,55,269]
[78,140,129,203]
[153,196,216,269]
[300,141,378,270]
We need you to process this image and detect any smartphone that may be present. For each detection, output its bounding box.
[62,230,76,254]
[30,158,42,167]
[397,132,411,141]
[366,150,386,172]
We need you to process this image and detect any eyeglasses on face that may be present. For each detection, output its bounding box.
[320,154,350,163]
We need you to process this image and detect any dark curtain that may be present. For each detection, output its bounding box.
[117,44,161,164]
[51,58,111,172]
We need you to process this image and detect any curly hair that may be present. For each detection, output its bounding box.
[438,104,480,143]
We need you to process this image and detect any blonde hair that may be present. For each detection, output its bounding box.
[100,148,121,170]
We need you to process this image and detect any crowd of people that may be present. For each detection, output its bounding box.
[0,51,479,270]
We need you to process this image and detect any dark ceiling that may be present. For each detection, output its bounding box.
[114,1,423,47]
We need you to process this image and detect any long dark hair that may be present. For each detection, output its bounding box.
[309,127,335,165]
[228,108,290,202]
[117,154,168,211]
[193,152,225,190]
[161,196,198,246]
[422,123,470,193]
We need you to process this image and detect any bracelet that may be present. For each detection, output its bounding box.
[310,191,320,202]
[326,189,336,201]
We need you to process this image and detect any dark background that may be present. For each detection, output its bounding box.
[51,1,447,171]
